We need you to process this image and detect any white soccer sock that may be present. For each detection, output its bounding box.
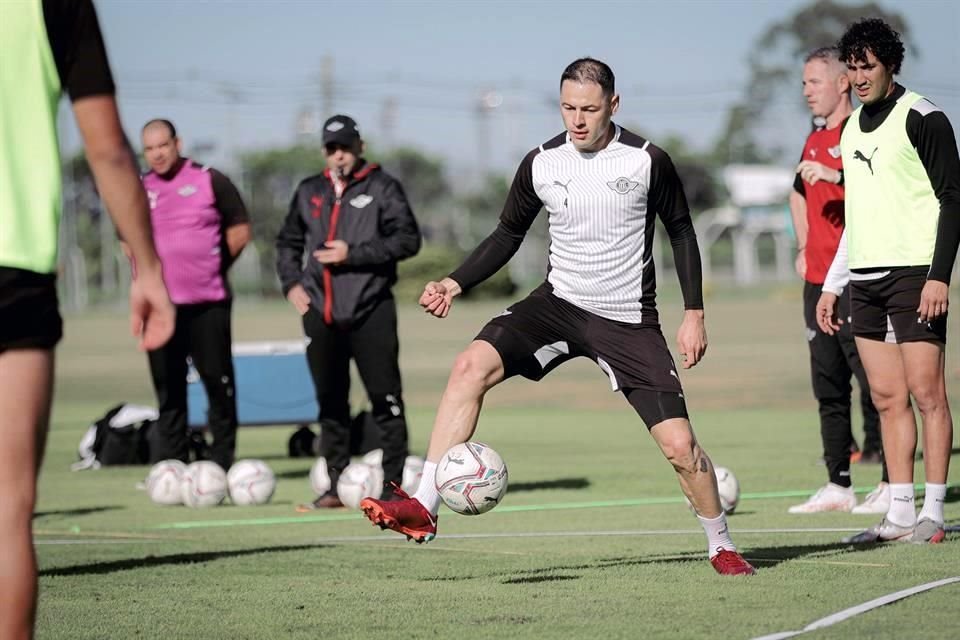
[918,483,946,525]
[413,461,441,515]
[886,483,917,527]
[697,512,735,559]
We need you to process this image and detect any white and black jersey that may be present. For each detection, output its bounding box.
[450,124,702,325]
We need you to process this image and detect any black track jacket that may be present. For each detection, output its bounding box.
[276,161,421,326]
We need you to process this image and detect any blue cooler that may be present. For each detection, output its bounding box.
[187,340,318,428]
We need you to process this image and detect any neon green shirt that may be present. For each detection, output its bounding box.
[840,90,940,269]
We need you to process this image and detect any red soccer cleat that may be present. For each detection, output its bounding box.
[360,485,437,543]
[710,548,757,576]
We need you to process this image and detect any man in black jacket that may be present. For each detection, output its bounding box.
[276,115,421,508]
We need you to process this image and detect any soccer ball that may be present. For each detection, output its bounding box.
[181,461,228,508]
[227,459,276,506]
[361,448,383,467]
[684,465,740,515]
[309,457,332,497]
[714,466,740,515]
[146,459,187,505]
[402,455,425,494]
[336,462,383,510]
[435,442,508,515]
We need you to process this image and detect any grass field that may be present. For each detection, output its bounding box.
[35,285,960,639]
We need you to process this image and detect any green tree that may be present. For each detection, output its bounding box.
[240,145,327,294]
[712,0,913,163]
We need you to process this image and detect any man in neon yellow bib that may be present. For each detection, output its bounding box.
[0,2,174,637]
[817,18,960,544]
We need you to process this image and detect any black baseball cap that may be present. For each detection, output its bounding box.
[322,115,361,146]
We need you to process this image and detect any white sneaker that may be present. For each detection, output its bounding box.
[843,517,915,544]
[852,482,890,515]
[788,483,856,514]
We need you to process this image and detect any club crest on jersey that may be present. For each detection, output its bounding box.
[147,190,159,210]
[828,145,841,159]
[177,184,198,197]
[606,177,639,195]
[350,194,374,208]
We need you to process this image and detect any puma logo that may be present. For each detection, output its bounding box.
[853,147,878,175]
[553,179,571,207]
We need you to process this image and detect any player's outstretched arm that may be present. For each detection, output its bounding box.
[72,95,173,351]
[420,277,462,318]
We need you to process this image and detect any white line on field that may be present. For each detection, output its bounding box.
[34,539,161,545]
[311,526,865,544]
[750,577,960,640]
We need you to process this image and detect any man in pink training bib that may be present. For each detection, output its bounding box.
[137,119,252,470]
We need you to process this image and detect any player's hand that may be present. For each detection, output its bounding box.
[286,284,311,315]
[676,309,707,369]
[128,262,174,352]
[795,249,807,279]
[313,240,349,265]
[918,280,949,323]
[816,292,841,335]
[420,278,461,318]
[796,160,840,186]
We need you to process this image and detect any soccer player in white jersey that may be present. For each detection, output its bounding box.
[360,58,755,576]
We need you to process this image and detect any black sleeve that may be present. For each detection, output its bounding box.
[344,176,422,266]
[42,0,115,100]
[793,172,806,197]
[448,149,543,291]
[275,185,308,295]
[648,145,703,310]
[906,107,960,283]
[210,168,250,227]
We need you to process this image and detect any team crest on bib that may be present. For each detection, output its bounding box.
[178,185,197,197]
[606,177,639,194]
[828,145,841,159]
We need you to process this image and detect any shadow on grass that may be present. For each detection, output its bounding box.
[423,541,890,585]
[509,477,590,493]
[33,506,124,519]
[274,468,311,480]
[39,544,327,577]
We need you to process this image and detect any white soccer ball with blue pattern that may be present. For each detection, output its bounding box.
[435,442,508,515]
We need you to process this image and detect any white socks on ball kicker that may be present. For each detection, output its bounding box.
[413,460,442,515]
[698,512,736,559]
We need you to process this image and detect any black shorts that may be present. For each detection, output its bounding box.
[850,266,947,344]
[476,284,687,427]
[0,266,63,352]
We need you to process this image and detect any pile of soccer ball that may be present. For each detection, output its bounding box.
[145,458,276,507]
[308,442,510,515]
[309,450,425,509]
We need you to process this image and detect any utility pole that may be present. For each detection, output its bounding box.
[380,96,397,150]
[475,89,501,179]
[320,55,335,118]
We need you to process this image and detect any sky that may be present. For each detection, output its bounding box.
[63,0,960,178]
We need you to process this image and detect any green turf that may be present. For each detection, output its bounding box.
[36,288,960,639]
